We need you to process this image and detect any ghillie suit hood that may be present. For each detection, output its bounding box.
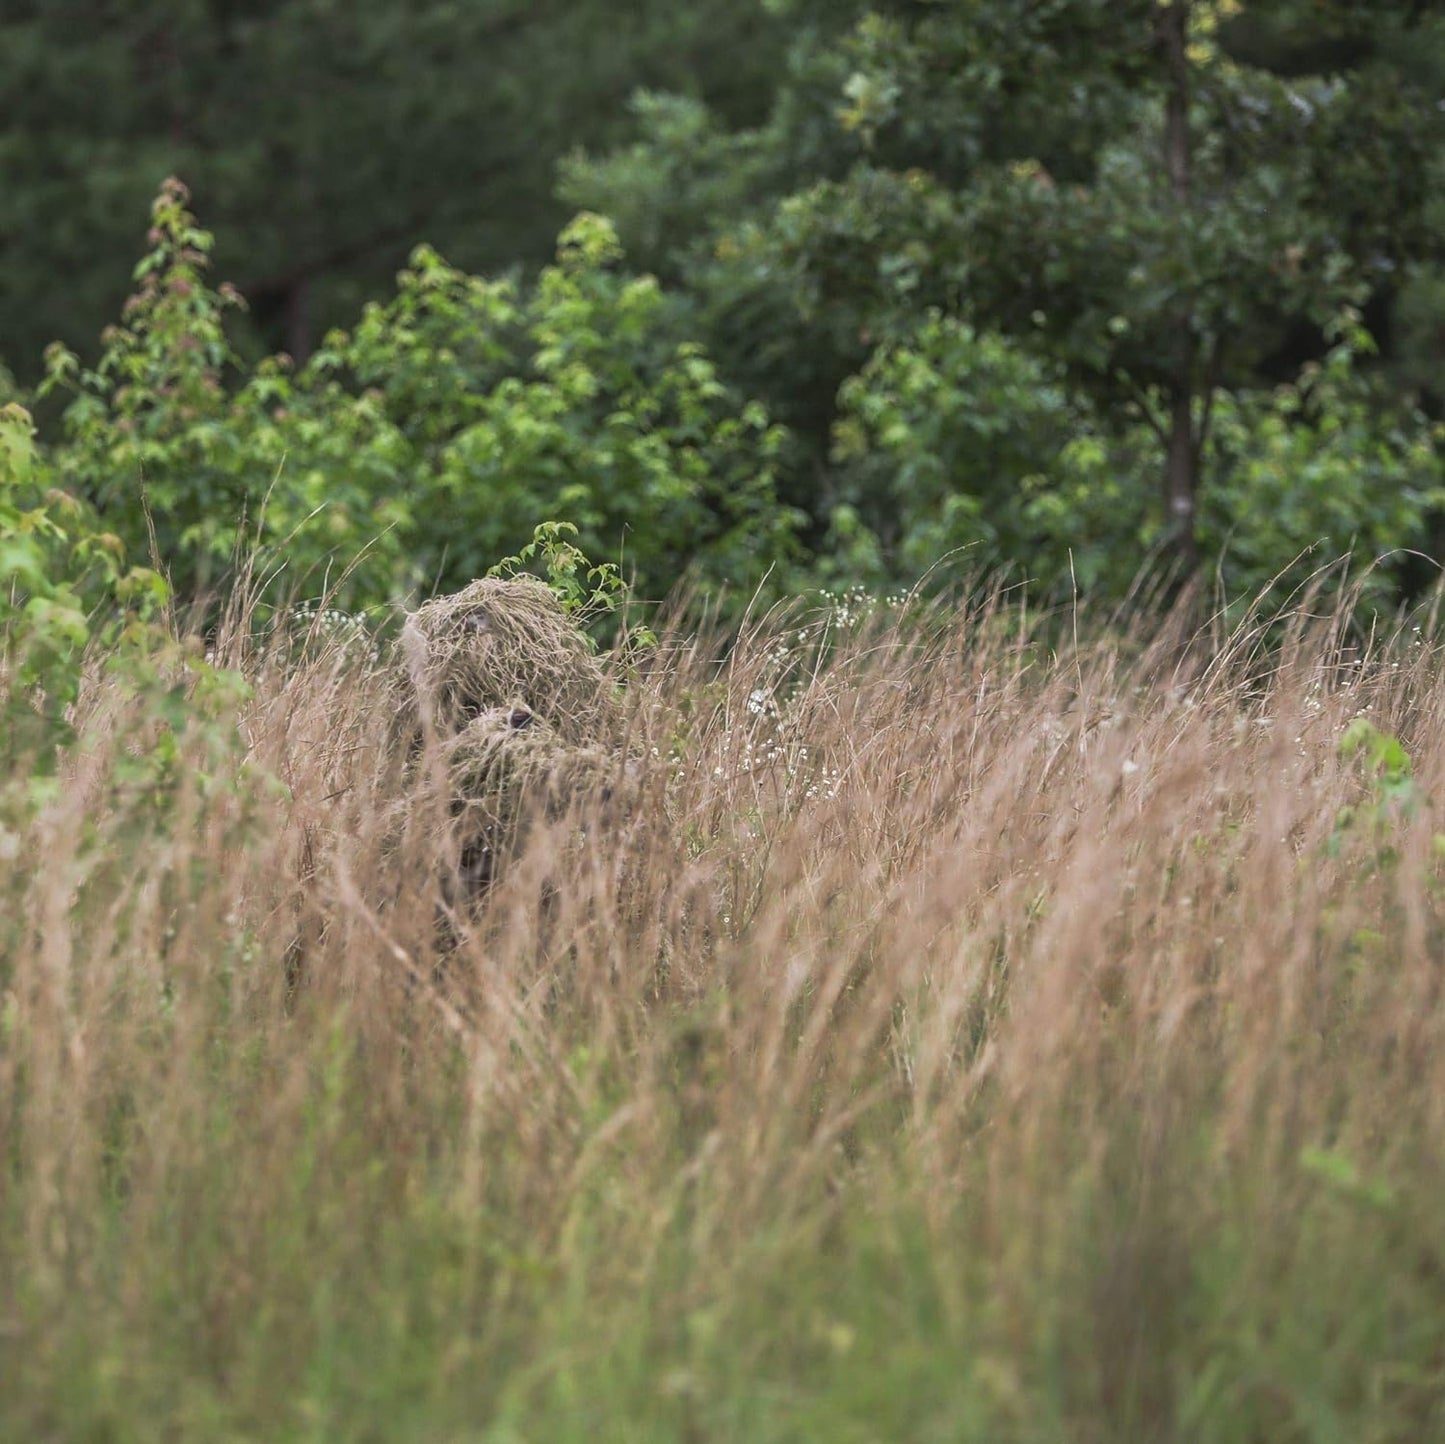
[394,576,622,749]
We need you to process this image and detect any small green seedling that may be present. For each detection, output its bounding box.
[1329,718,1438,865]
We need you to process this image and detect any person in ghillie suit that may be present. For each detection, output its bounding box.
[390,576,629,901]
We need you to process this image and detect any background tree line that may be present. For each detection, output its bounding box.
[5,0,1445,614]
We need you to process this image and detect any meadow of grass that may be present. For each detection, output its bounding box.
[3,587,1445,1442]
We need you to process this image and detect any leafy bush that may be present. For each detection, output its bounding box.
[832,310,1080,581]
[1200,315,1445,608]
[829,305,1444,607]
[38,182,800,615]
[40,180,263,598]
[0,401,168,761]
[342,213,800,601]
[1,397,249,856]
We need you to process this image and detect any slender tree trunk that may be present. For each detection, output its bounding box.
[285,275,313,365]
[1164,385,1198,574]
[1158,1,1200,577]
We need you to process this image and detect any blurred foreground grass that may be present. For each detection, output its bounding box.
[4,591,1445,1443]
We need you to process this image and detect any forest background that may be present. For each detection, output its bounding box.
[5,0,1445,615]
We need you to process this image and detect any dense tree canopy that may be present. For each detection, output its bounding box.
[567,0,1445,595]
[6,0,1445,613]
[0,0,788,374]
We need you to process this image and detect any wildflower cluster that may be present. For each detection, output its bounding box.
[815,582,909,630]
[287,600,379,661]
[704,586,908,805]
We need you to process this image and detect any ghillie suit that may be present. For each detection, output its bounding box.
[441,703,622,892]
[394,575,622,749]
[387,577,632,910]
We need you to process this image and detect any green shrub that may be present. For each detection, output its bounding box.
[0,400,169,763]
[830,305,1444,608]
[1201,314,1445,609]
[38,182,800,616]
[1,397,250,848]
[832,310,1079,581]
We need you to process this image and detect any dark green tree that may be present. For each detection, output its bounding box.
[0,0,788,379]
[567,0,1445,590]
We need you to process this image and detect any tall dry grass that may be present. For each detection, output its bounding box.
[3,589,1445,1441]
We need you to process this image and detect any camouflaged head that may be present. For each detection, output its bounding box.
[394,576,621,748]
[441,703,620,891]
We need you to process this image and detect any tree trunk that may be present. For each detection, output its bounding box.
[1165,384,1199,575]
[285,275,313,366]
[1158,1,1200,578]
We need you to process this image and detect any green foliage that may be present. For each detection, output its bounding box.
[41,179,259,597]
[0,0,793,378]
[0,400,169,759]
[558,92,783,279]
[0,397,250,839]
[1299,1144,1397,1212]
[1016,320,1445,608]
[487,521,629,623]
[1339,717,1415,800]
[33,187,800,615]
[822,294,1444,605]
[345,214,801,602]
[1201,317,1445,609]
[1329,718,1426,865]
[15,5,1445,617]
[565,0,1445,603]
[824,302,1445,605]
[832,311,1079,579]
